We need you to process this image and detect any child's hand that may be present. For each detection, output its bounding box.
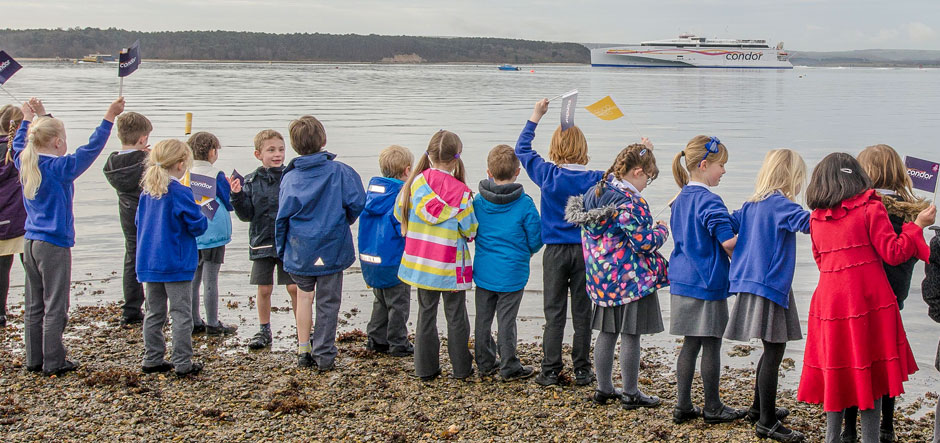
[105,97,126,122]
[529,98,549,123]
[21,100,35,121]
[641,137,654,150]
[915,204,937,228]
[28,97,47,117]
[228,176,242,193]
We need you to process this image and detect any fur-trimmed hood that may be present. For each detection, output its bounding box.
[878,192,930,223]
[565,195,619,226]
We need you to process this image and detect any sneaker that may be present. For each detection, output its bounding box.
[534,370,561,386]
[592,388,623,405]
[703,404,748,424]
[142,362,175,374]
[574,368,596,386]
[756,420,805,442]
[502,366,536,382]
[192,324,206,335]
[620,391,662,410]
[206,322,237,336]
[247,330,273,349]
[43,360,79,377]
[297,353,315,368]
[176,362,204,378]
[673,405,703,424]
[747,407,790,423]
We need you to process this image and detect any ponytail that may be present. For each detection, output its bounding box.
[398,130,464,236]
[673,135,728,189]
[672,151,689,189]
[1,104,24,165]
[4,123,15,164]
[20,117,64,200]
[142,139,192,198]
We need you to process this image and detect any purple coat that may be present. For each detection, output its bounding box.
[0,135,27,241]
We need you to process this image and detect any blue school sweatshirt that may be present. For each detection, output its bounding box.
[515,120,605,245]
[472,180,543,293]
[729,192,810,309]
[12,119,113,248]
[136,179,209,282]
[668,183,738,301]
[357,176,406,289]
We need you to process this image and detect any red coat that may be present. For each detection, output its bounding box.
[798,190,929,412]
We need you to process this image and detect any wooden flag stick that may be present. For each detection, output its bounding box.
[0,85,34,113]
[547,93,564,102]
[119,77,124,97]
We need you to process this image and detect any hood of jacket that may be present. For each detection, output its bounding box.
[475,179,524,213]
[565,184,631,227]
[363,176,404,216]
[879,192,930,223]
[285,151,335,173]
[410,169,472,225]
[103,150,148,194]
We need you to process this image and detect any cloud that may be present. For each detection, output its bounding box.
[906,22,937,43]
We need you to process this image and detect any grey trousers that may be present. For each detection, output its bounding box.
[542,243,593,374]
[191,260,221,327]
[934,398,939,443]
[143,281,194,372]
[415,288,472,379]
[474,288,524,377]
[291,272,343,367]
[23,239,72,372]
[366,282,412,353]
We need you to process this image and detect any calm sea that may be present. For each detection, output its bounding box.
[4,62,939,399]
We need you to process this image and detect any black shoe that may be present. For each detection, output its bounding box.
[142,362,175,374]
[206,322,237,336]
[535,370,560,386]
[673,405,703,424]
[840,430,858,443]
[26,364,42,373]
[192,324,206,334]
[703,404,748,424]
[418,370,441,382]
[879,428,897,442]
[592,388,623,405]
[317,360,335,372]
[297,353,315,368]
[502,366,536,382]
[389,344,414,357]
[176,362,203,378]
[574,368,596,386]
[452,368,475,381]
[247,330,273,349]
[479,367,499,378]
[367,340,389,354]
[0,314,7,327]
[120,317,143,327]
[747,407,790,423]
[756,421,805,442]
[43,360,78,377]
[620,391,662,410]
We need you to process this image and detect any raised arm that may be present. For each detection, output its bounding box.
[514,99,554,187]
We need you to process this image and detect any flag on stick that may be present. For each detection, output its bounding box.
[560,89,578,131]
[905,156,940,204]
[585,96,624,121]
[118,40,141,78]
[0,51,22,85]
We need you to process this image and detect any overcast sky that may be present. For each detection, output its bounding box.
[2,0,938,51]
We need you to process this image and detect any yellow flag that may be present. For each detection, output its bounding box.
[585,96,624,121]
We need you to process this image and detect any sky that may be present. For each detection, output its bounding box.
[1,0,939,51]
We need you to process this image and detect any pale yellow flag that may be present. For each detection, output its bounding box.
[585,96,624,121]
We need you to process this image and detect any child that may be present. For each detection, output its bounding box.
[472,144,542,381]
[396,130,477,381]
[565,141,669,408]
[798,153,935,443]
[231,129,298,350]
[515,98,604,386]
[0,104,26,328]
[841,144,931,443]
[187,132,237,336]
[136,139,208,377]
[275,115,365,370]
[358,145,415,357]
[13,96,125,375]
[668,135,747,424]
[103,111,152,326]
[725,149,809,442]
[923,227,940,443]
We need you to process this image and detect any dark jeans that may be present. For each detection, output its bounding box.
[541,243,592,374]
[474,288,524,377]
[119,214,144,322]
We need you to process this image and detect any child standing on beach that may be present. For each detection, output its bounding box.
[103,111,152,326]
[275,115,365,370]
[231,130,298,350]
[840,144,931,443]
[515,98,604,387]
[396,130,477,381]
[472,144,542,381]
[924,227,940,443]
[724,149,809,442]
[187,132,237,336]
[136,139,208,377]
[798,153,935,443]
[13,96,124,375]
[358,145,414,356]
[565,141,669,409]
[0,104,26,328]
[668,135,747,424]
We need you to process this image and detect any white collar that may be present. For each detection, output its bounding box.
[612,178,641,196]
[170,175,182,182]
[687,181,709,189]
[193,160,212,167]
[38,153,60,158]
[559,164,587,171]
[875,188,897,196]
[430,168,453,176]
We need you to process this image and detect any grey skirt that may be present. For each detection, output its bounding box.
[724,292,803,343]
[669,293,729,338]
[592,292,665,335]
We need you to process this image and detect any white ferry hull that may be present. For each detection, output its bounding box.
[591,46,793,69]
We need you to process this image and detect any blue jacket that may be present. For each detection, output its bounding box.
[190,162,233,250]
[136,179,208,282]
[276,151,366,277]
[668,184,738,301]
[729,192,810,308]
[472,180,543,292]
[515,120,605,245]
[12,119,113,248]
[357,176,406,289]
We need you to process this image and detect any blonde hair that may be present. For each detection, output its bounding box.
[548,125,588,165]
[1,104,24,164]
[142,139,193,198]
[20,117,66,200]
[672,135,729,188]
[857,144,916,202]
[397,130,464,236]
[748,149,807,202]
[378,145,413,178]
[253,129,284,151]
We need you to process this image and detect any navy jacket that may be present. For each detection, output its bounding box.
[472,179,542,292]
[0,136,26,241]
[357,176,406,289]
[276,151,366,277]
[231,165,285,260]
[136,179,208,282]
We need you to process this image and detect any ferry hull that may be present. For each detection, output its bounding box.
[591,46,792,69]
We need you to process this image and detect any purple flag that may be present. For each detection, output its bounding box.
[0,51,22,85]
[118,40,141,78]
[560,89,578,131]
[905,156,940,193]
[189,172,218,220]
[231,169,244,188]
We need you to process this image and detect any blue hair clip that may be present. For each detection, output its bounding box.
[639,148,648,156]
[701,136,721,163]
[454,153,460,159]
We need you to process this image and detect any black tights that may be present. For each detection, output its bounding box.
[749,340,787,427]
[0,254,21,317]
[843,394,895,435]
[676,336,723,412]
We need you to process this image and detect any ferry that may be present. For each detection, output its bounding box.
[78,53,117,63]
[591,34,792,69]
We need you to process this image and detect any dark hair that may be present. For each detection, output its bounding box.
[806,152,873,210]
[187,131,221,161]
[288,115,327,155]
[596,143,659,196]
[486,144,519,181]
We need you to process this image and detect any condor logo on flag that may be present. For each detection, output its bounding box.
[905,155,939,193]
[0,50,22,85]
[118,40,141,78]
